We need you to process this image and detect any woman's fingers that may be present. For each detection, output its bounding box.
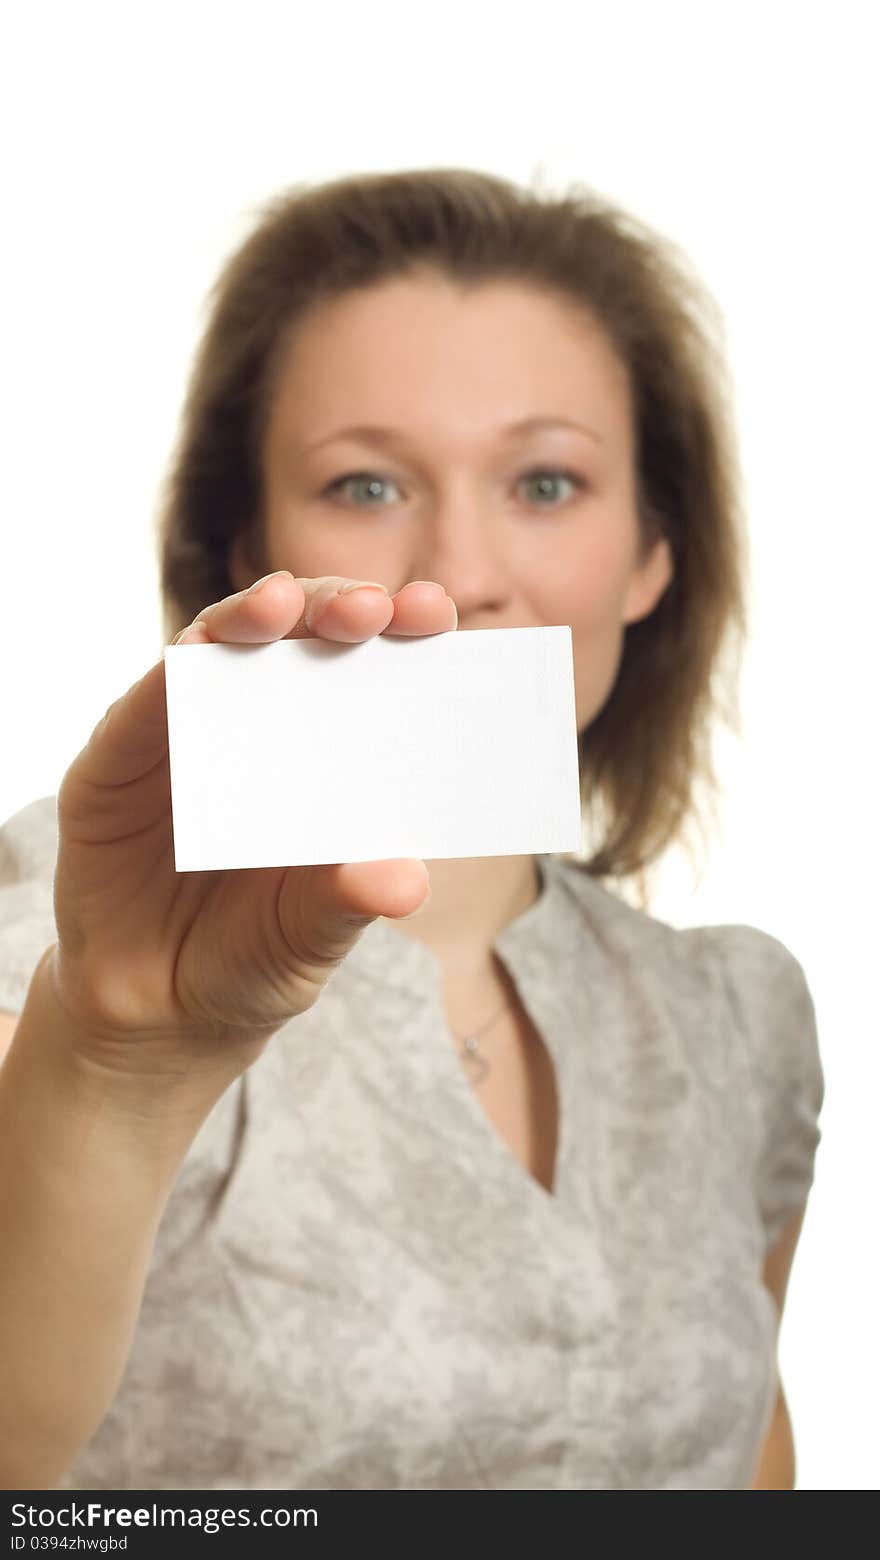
[372,581,458,636]
[172,573,458,646]
[172,572,307,644]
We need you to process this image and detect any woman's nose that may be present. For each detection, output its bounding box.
[407,504,512,622]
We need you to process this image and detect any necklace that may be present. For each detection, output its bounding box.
[454,999,512,1086]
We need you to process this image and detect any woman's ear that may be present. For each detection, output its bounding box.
[622,535,675,626]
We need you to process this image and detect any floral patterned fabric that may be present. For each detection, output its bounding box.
[0,795,824,1490]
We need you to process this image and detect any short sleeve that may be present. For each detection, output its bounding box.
[701,922,826,1254]
[0,795,60,1014]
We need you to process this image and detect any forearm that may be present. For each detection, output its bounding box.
[750,1391,796,1489]
[0,949,233,1489]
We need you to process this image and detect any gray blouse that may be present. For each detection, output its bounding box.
[0,795,825,1491]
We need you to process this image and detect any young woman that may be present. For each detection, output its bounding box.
[0,167,824,1491]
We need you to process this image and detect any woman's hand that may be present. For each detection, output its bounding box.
[48,572,457,1084]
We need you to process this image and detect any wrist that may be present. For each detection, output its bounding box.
[9,946,254,1150]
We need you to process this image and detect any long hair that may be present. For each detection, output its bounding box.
[154,167,749,910]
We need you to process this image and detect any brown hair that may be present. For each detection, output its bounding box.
[154,167,749,910]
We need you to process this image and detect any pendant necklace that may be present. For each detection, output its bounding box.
[454,999,511,1086]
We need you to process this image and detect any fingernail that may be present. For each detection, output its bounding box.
[338,580,389,596]
[177,621,207,644]
[247,570,291,597]
[402,581,447,603]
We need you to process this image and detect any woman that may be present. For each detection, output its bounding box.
[0,167,824,1491]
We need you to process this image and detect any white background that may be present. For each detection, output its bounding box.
[2,0,877,1490]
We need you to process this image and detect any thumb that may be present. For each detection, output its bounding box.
[276,857,431,970]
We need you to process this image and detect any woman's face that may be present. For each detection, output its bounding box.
[235,271,674,733]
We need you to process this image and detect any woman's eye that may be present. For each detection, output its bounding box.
[321,467,587,509]
[323,472,401,506]
[519,468,586,505]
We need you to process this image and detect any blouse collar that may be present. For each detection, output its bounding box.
[340,852,591,1002]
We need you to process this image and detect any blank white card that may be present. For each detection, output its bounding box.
[163,625,583,872]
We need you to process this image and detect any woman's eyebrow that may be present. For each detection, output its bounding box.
[300,416,606,456]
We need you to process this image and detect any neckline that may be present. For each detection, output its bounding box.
[332,853,598,1218]
[343,853,560,999]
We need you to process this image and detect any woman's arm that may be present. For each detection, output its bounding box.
[750,1204,808,1490]
[0,948,234,1490]
[751,1383,795,1488]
